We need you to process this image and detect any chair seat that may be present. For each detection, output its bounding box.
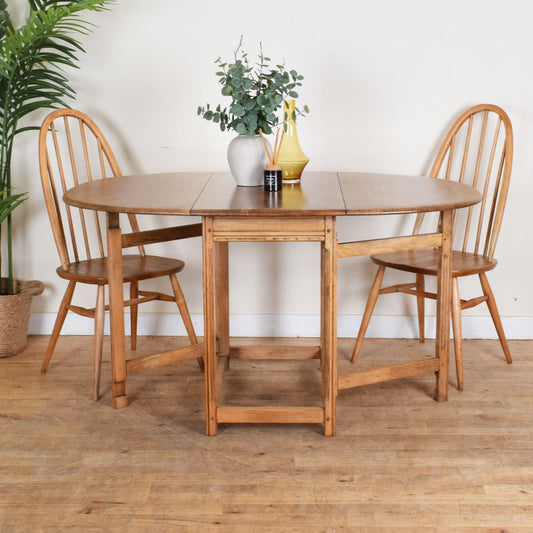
[371,249,498,277]
[57,255,185,284]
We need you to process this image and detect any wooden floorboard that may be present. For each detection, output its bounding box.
[0,335,531,531]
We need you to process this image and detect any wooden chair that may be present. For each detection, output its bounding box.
[351,104,513,390]
[39,108,204,400]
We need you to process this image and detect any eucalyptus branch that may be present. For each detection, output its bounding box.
[198,38,308,137]
[233,34,244,62]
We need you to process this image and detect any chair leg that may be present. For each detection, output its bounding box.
[130,280,138,351]
[416,273,425,343]
[93,285,105,401]
[169,274,204,371]
[41,281,76,374]
[479,272,512,364]
[352,265,385,364]
[451,277,464,391]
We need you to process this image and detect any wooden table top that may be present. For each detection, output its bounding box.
[63,172,211,215]
[191,172,346,216]
[339,172,481,215]
[63,171,481,216]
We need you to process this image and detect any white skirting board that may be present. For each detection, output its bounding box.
[29,312,533,339]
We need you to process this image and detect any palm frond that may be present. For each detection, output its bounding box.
[0,0,112,291]
[0,0,13,41]
[1,1,112,145]
[0,191,28,224]
[29,0,98,11]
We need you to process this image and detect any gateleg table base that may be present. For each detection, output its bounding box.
[203,216,337,436]
[336,210,453,402]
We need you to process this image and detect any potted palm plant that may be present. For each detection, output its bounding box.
[0,0,111,357]
[198,37,308,186]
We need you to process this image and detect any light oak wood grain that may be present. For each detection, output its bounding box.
[39,109,203,402]
[351,105,513,392]
[62,167,480,429]
[1,336,531,531]
[203,214,338,436]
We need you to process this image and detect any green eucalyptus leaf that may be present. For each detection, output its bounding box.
[235,122,247,135]
[230,103,245,117]
[221,84,233,96]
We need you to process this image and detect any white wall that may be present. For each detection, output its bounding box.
[7,0,533,337]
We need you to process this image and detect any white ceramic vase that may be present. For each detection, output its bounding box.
[227,134,271,187]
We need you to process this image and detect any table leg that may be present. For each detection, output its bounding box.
[203,217,218,435]
[322,216,337,436]
[434,209,452,401]
[107,213,127,408]
[215,242,230,360]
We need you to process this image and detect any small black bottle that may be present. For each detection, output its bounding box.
[264,168,282,191]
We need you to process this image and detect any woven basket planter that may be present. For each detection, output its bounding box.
[0,278,44,358]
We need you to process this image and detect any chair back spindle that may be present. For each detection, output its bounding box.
[414,104,513,262]
[39,109,145,271]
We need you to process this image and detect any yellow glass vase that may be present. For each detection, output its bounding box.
[277,99,309,183]
[281,183,305,209]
